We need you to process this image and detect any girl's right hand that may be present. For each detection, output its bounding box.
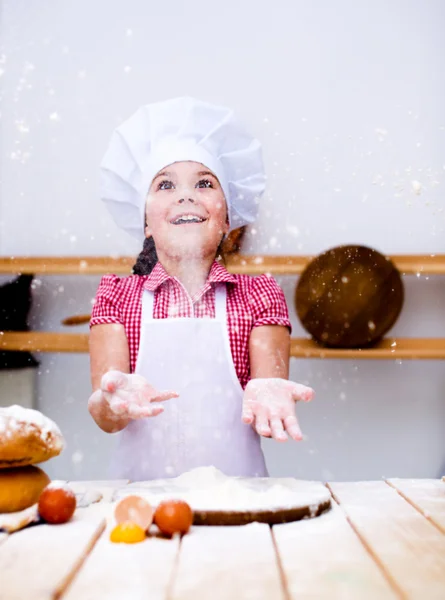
[100,369,179,420]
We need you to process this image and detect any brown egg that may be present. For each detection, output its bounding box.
[38,485,76,524]
[154,499,193,536]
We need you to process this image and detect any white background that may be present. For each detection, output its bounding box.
[0,0,444,481]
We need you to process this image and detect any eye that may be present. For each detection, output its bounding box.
[196,179,213,189]
[158,180,174,190]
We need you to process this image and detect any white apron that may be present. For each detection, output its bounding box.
[110,283,268,481]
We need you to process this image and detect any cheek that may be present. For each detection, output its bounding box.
[203,192,227,223]
[214,197,229,232]
[145,197,167,228]
[214,198,226,216]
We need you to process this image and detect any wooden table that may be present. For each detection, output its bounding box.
[1,478,444,599]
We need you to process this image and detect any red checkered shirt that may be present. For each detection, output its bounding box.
[90,261,291,389]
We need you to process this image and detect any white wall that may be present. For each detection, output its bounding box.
[0,0,444,481]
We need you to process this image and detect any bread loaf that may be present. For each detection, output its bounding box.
[0,465,50,513]
[0,405,64,468]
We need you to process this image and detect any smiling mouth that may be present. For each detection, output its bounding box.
[170,215,207,225]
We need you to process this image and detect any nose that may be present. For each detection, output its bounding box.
[178,197,195,204]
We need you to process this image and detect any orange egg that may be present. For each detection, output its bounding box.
[154,499,193,536]
[114,495,153,531]
[38,485,76,524]
[110,521,146,544]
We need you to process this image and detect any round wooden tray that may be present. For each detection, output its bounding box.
[190,498,331,526]
[114,472,332,526]
[295,244,404,348]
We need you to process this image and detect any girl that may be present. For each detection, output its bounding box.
[88,97,314,480]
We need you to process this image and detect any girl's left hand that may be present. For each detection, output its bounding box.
[241,378,314,441]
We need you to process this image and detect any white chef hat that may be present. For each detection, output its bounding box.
[100,97,266,241]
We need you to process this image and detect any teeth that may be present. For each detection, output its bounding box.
[172,215,204,224]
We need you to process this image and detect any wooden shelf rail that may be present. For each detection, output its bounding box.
[1,254,443,359]
[0,254,444,276]
[1,332,445,359]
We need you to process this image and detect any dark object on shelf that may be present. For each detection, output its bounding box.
[0,275,39,369]
[295,245,404,348]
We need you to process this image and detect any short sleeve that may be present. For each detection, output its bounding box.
[90,274,124,327]
[250,274,292,333]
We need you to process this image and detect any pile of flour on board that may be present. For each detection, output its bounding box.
[123,466,329,512]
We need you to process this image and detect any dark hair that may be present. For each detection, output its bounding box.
[132,236,158,275]
[132,236,226,275]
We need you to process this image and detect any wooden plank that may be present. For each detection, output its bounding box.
[0,256,136,275]
[0,332,89,353]
[0,253,444,275]
[386,479,445,534]
[0,506,105,600]
[170,523,284,600]
[64,504,179,600]
[273,503,397,599]
[290,337,445,360]
[389,254,445,276]
[1,331,445,359]
[229,253,445,276]
[227,254,310,275]
[329,481,445,599]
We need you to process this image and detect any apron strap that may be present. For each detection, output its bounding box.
[214,284,227,323]
[141,287,155,322]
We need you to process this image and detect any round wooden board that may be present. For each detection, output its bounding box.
[113,472,332,526]
[295,244,404,348]
[190,498,331,526]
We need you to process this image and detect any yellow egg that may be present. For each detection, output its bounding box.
[110,521,146,544]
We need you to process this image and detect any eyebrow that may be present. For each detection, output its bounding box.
[153,171,172,180]
[153,170,218,180]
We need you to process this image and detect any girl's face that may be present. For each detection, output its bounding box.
[145,161,229,260]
